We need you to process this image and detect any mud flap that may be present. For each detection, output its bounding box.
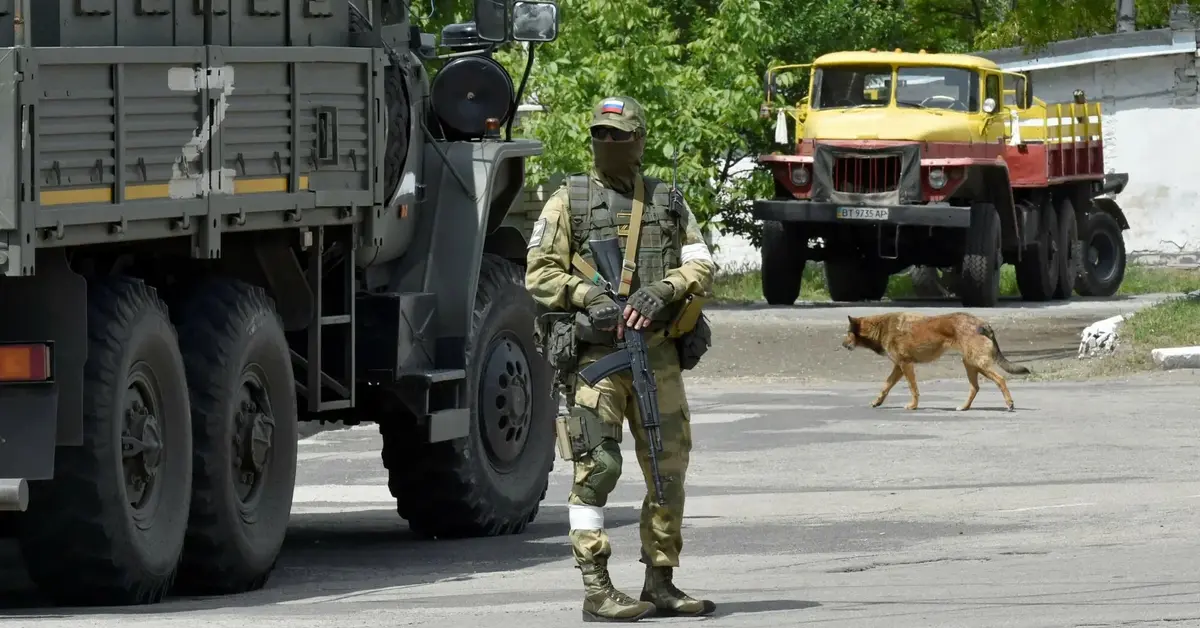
[0,384,59,480]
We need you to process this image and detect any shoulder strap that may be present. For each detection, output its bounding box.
[617,176,646,297]
[567,176,646,298]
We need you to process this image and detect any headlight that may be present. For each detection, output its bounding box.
[790,165,810,186]
[928,167,947,190]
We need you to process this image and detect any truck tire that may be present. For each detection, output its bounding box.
[18,277,193,606]
[383,253,554,538]
[172,279,297,594]
[1053,197,1079,300]
[761,220,806,305]
[1015,202,1059,301]
[1076,210,1127,297]
[908,266,953,298]
[958,202,1002,307]
[825,259,890,301]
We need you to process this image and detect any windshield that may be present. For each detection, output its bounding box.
[812,64,980,112]
[811,64,892,110]
[895,66,979,112]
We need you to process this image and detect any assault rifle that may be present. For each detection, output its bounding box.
[577,236,667,506]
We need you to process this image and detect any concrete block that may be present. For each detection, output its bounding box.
[1151,346,1200,370]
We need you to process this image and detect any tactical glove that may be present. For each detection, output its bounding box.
[626,281,676,321]
[583,286,621,330]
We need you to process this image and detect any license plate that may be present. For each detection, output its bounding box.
[836,206,889,221]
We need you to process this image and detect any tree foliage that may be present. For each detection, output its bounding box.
[417,0,1198,246]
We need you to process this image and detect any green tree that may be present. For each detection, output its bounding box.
[496,0,917,247]
[975,0,1200,50]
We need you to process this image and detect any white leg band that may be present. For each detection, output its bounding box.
[569,503,605,530]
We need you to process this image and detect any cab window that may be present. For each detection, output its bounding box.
[984,74,1000,111]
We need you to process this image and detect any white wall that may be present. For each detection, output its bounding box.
[1021,54,1200,265]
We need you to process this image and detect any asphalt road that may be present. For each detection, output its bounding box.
[4,295,1199,627]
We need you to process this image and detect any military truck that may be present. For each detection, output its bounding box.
[0,0,560,607]
[753,50,1132,307]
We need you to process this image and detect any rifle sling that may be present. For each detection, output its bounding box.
[618,177,646,297]
[569,177,646,297]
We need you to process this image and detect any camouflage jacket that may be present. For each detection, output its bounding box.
[524,172,716,315]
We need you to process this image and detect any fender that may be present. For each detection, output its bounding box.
[973,164,1021,253]
[1091,197,1130,231]
[387,139,542,369]
[0,249,88,479]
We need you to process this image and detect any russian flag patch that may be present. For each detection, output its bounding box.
[600,99,625,115]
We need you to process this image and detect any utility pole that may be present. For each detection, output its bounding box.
[1116,0,1137,33]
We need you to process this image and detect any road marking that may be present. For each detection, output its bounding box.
[687,412,760,424]
[994,502,1095,513]
[294,483,394,503]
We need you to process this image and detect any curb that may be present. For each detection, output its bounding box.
[1151,346,1200,370]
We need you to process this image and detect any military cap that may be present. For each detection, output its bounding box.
[590,96,646,134]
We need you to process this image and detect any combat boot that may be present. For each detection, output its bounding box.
[580,561,657,622]
[639,565,717,617]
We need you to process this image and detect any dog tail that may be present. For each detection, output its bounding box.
[979,324,1031,374]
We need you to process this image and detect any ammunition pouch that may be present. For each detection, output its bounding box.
[574,311,618,347]
[664,293,708,339]
[674,310,712,371]
[554,403,621,461]
[534,311,579,379]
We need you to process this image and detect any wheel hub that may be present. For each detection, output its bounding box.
[481,335,533,467]
[122,391,163,508]
[233,382,275,503]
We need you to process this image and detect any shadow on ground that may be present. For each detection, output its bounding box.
[0,504,640,616]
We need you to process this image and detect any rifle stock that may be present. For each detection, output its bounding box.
[582,236,667,505]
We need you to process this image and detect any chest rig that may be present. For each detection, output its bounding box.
[564,173,682,298]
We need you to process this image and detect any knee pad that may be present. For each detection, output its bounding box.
[582,439,623,497]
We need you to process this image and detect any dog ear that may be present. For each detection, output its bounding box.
[847,315,858,330]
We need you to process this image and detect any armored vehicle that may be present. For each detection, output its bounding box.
[753,50,1131,306]
[0,0,561,606]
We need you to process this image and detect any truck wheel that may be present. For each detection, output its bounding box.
[761,220,806,305]
[958,202,1003,307]
[1015,202,1059,301]
[384,253,554,538]
[909,266,953,298]
[172,279,297,594]
[18,277,193,606]
[1076,211,1127,297]
[1053,198,1079,300]
[825,259,890,301]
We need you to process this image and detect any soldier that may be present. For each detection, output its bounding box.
[525,95,718,622]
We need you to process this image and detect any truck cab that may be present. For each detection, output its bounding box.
[753,49,1125,307]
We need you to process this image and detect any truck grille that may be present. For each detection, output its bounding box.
[831,154,902,195]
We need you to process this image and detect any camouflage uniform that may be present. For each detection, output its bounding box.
[525,96,718,622]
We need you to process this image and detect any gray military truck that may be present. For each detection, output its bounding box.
[0,0,560,607]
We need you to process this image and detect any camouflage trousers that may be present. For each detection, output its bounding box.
[566,338,693,569]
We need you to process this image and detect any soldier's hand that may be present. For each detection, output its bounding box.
[583,286,621,331]
[622,282,676,335]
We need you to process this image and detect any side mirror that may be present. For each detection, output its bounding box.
[474,0,510,42]
[763,69,780,104]
[982,97,997,114]
[1022,72,1035,108]
[512,0,559,42]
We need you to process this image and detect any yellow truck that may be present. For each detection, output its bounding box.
[753,49,1130,306]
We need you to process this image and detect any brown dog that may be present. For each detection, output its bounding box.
[841,312,1030,411]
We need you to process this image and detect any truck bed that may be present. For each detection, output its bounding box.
[0,44,383,276]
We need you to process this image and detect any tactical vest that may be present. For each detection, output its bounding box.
[565,174,682,295]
